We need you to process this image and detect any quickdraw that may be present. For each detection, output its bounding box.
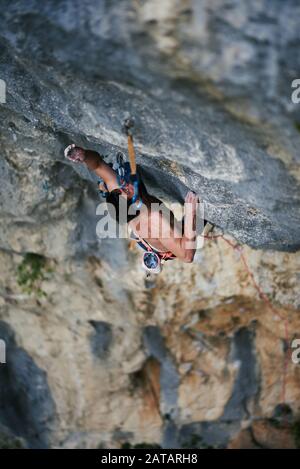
[97,117,142,209]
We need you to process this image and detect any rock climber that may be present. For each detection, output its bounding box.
[64,144,206,273]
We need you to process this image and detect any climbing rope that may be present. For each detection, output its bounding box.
[127,132,137,176]
[202,231,289,404]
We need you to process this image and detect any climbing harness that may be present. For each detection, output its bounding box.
[143,251,162,274]
[130,230,176,274]
[130,214,213,274]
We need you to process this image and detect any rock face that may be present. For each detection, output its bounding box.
[0,321,56,448]
[0,0,300,449]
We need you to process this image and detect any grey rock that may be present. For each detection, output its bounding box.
[0,321,57,448]
[0,423,27,449]
[179,420,241,449]
[222,326,259,421]
[0,0,299,449]
[0,0,299,256]
[143,326,180,420]
[89,320,113,359]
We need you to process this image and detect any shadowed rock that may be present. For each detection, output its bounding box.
[0,321,56,448]
[89,320,113,359]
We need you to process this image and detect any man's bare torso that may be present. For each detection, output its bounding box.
[128,200,182,253]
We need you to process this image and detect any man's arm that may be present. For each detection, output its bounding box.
[84,150,119,192]
[160,225,196,263]
[65,145,119,192]
[159,191,198,263]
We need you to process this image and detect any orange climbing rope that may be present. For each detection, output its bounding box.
[202,232,289,404]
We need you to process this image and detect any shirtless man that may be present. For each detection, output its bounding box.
[64,145,200,264]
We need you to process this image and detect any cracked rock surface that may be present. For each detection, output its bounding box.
[0,0,299,449]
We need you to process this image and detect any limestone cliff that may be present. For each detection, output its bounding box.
[0,0,299,449]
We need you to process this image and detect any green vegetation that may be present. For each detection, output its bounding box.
[181,434,217,449]
[0,432,25,449]
[294,121,300,133]
[292,421,300,449]
[121,442,161,449]
[17,253,52,297]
